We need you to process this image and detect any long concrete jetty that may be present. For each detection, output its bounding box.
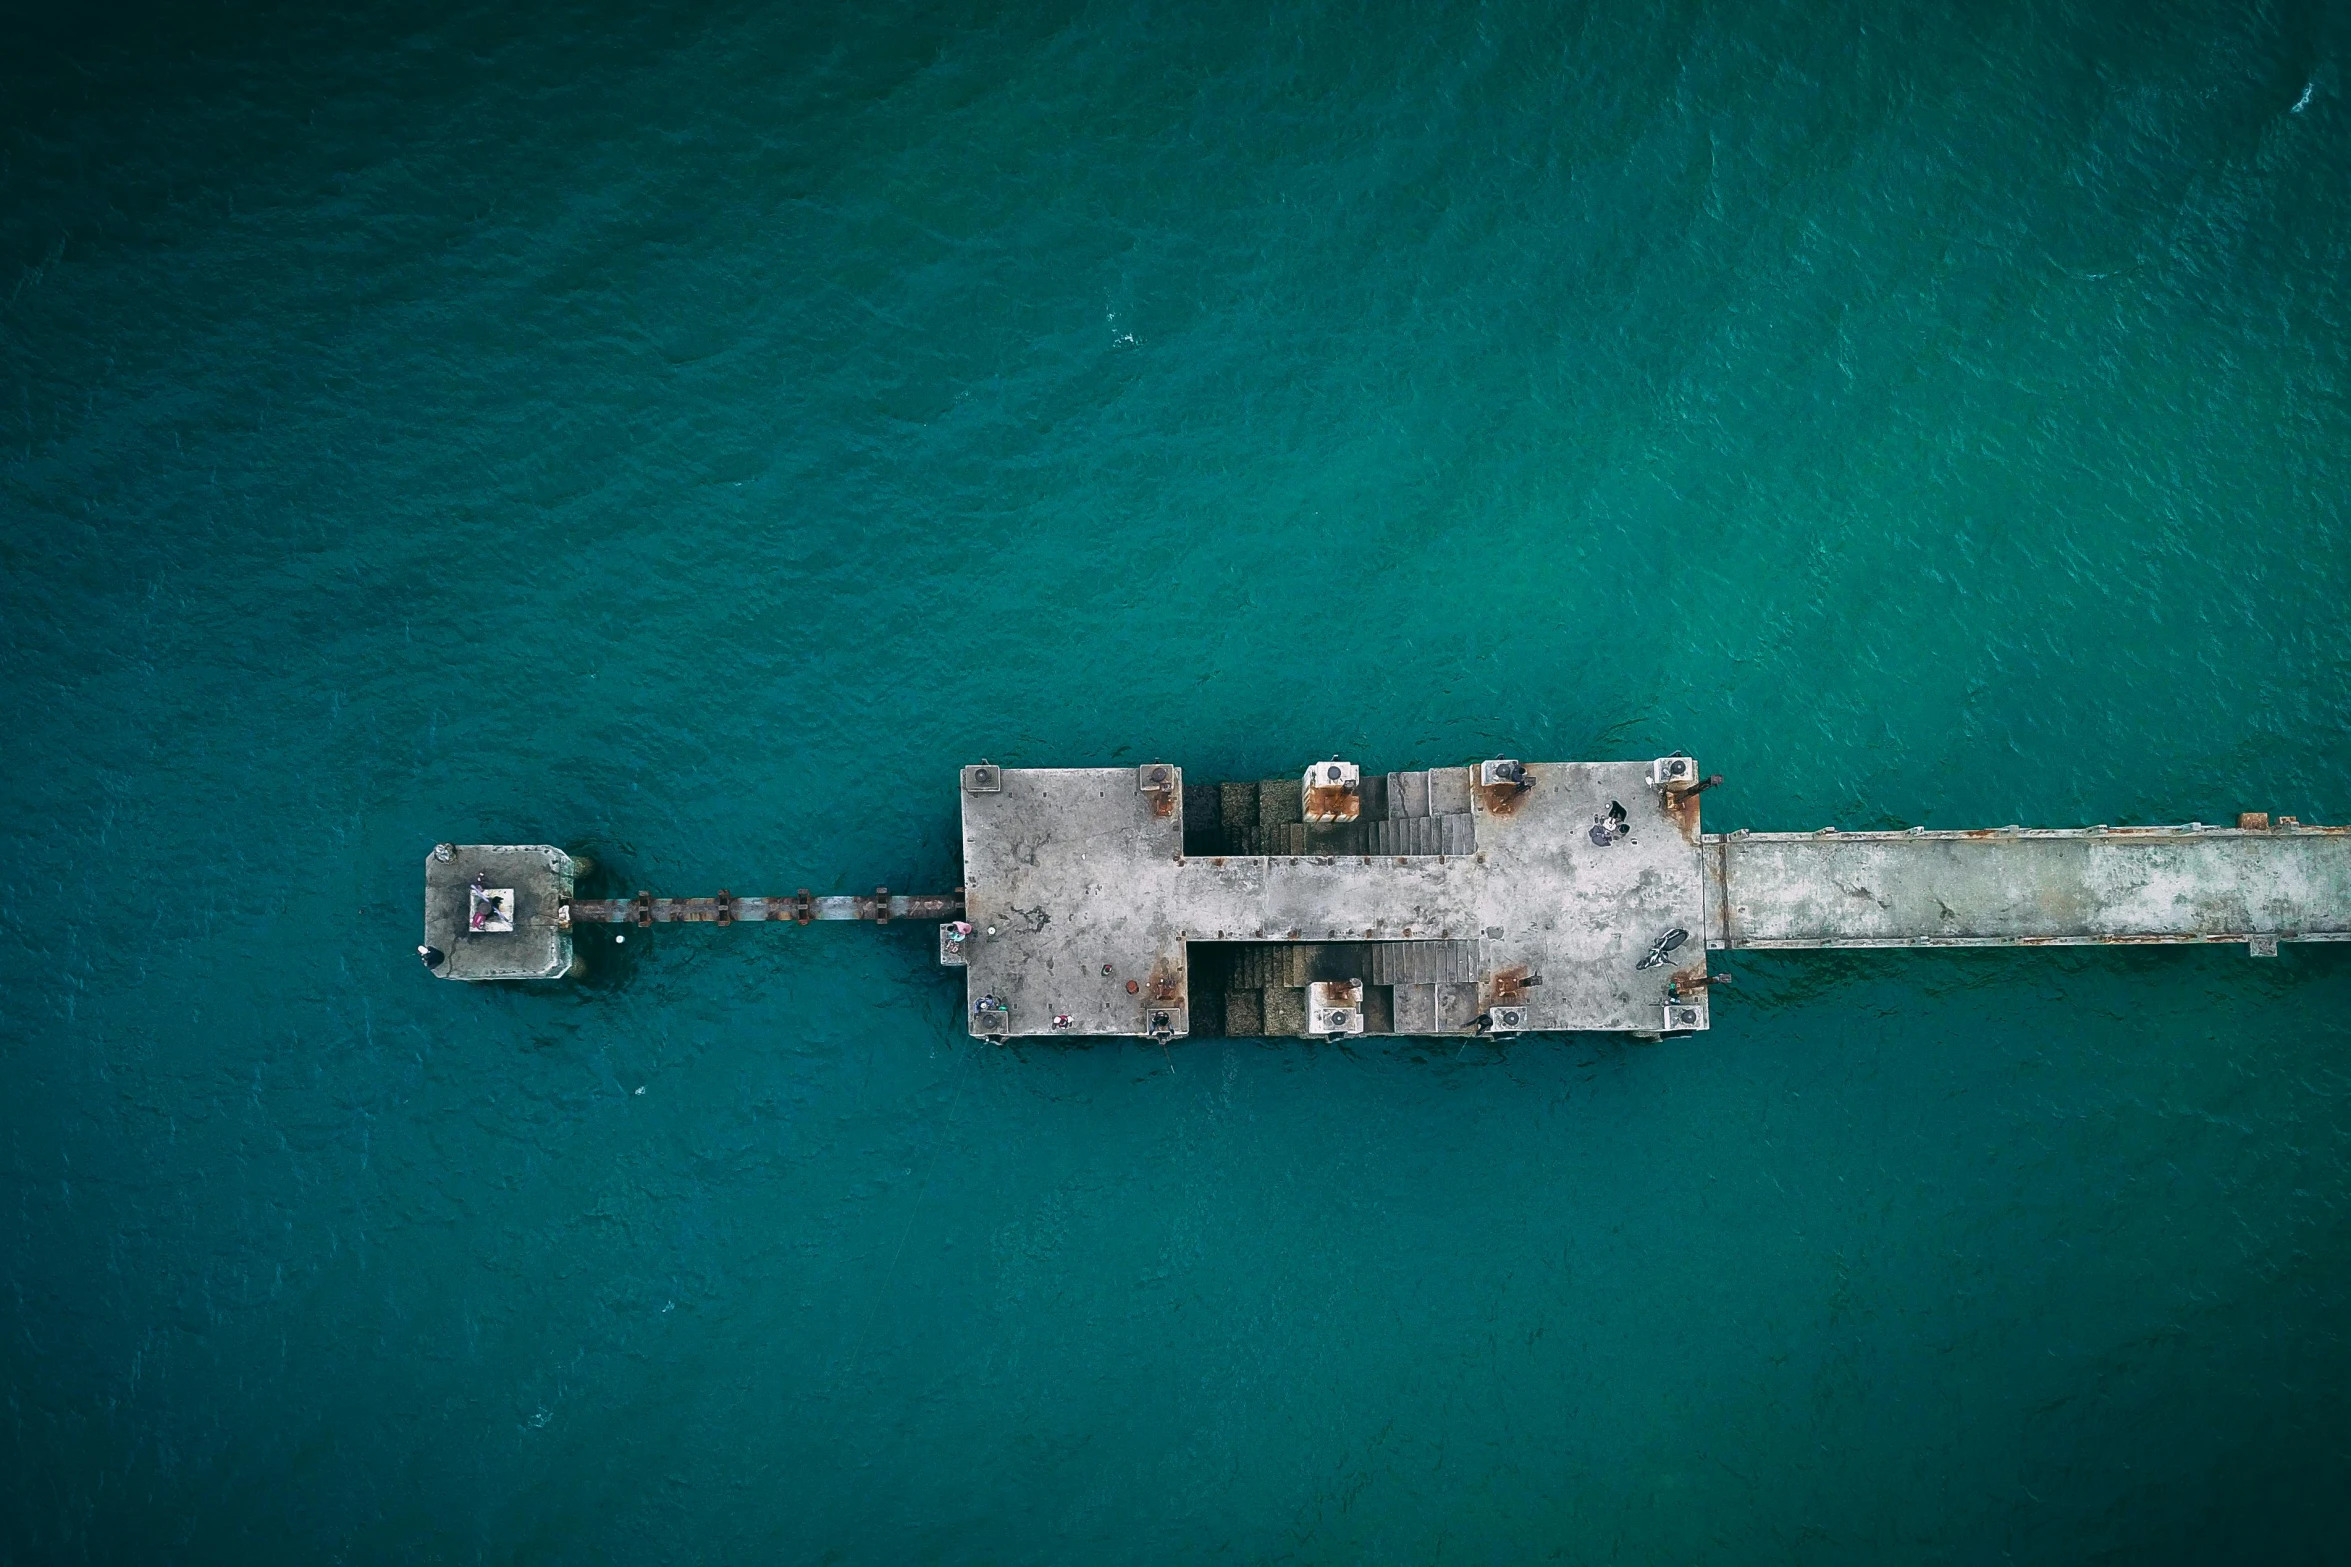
[425,756,2351,1039]
[1710,824,2348,951]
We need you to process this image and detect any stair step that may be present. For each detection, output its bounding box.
[1436,982,1482,1031]
[1257,779,1302,829]
[1219,782,1258,845]
[1365,940,1481,985]
[1225,990,1265,1036]
[1387,771,1430,818]
[1262,986,1307,1036]
[1428,767,1472,816]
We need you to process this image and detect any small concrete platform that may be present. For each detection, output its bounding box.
[423,844,576,980]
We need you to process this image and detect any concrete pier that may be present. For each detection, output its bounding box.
[422,843,576,980]
[428,759,2351,1041]
[952,761,2348,1039]
[1708,821,2351,952]
[957,760,1705,1039]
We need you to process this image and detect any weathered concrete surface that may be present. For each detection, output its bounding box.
[1710,826,2351,949]
[958,767,1194,1037]
[958,762,1707,1038]
[1471,760,1708,1034]
[435,767,2351,1024]
[423,844,575,980]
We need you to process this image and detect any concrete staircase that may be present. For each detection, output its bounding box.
[1186,770,1475,859]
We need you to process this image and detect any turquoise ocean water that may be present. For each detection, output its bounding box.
[5,1,2351,1559]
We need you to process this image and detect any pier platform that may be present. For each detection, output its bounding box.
[427,758,2351,1042]
[957,760,1704,1039]
[421,843,576,980]
[1708,821,2351,953]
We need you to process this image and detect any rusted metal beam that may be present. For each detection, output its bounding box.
[565,891,964,926]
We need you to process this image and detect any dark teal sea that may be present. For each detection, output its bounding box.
[6,1,2350,1560]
